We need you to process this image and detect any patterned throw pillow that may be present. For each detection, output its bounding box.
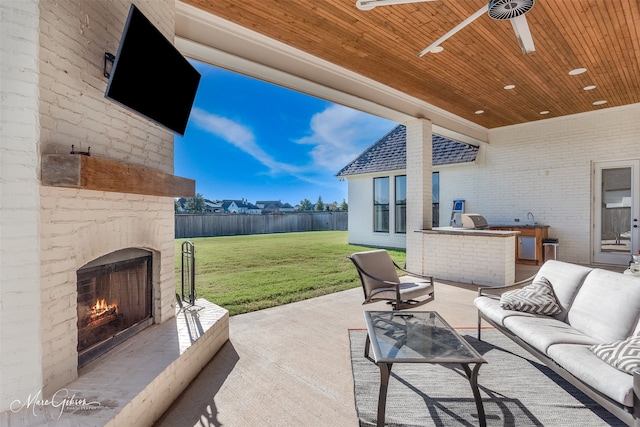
[499,276,562,315]
[590,335,640,375]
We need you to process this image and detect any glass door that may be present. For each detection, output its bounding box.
[593,160,640,265]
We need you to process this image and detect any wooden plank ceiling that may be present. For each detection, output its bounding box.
[183,0,640,128]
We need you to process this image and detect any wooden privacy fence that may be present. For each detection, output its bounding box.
[175,212,348,238]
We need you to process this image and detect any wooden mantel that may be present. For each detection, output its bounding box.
[41,154,195,198]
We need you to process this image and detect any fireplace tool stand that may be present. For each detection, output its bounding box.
[177,240,197,311]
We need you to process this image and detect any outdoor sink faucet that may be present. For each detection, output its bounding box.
[527,212,535,226]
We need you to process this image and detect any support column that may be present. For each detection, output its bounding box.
[405,119,432,272]
[0,0,43,413]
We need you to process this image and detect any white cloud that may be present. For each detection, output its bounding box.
[190,105,396,187]
[295,105,396,170]
[191,108,301,175]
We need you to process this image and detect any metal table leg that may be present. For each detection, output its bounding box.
[377,362,392,427]
[462,363,486,427]
[365,333,370,359]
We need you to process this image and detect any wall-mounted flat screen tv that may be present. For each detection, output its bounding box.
[105,4,201,136]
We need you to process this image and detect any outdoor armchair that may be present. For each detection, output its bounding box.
[348,249,434,310]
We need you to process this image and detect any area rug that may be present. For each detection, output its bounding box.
[350,329,625,427]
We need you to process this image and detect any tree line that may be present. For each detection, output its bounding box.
[175,194,348,214]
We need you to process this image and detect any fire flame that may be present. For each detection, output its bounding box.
[89,299,118,319]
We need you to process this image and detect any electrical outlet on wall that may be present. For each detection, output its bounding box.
[514,218,520,222]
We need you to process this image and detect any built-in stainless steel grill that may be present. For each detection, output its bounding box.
[461,213,489,229]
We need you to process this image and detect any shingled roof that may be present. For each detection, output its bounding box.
[335,125,478,177]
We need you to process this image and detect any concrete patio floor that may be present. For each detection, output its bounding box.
[155,266,541,427]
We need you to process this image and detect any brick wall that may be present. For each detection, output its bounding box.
[422,232,516,286]
[37,0,176,397]
[347,105,639,269]
[1,0,178,412]
[439,104,640,264]
[406,119,432,272]
[39,0,175,172]
[0,0,44,412]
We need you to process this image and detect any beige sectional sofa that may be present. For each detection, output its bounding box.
[475,260,640,426]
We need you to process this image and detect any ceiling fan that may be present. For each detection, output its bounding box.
[355,0,536,56]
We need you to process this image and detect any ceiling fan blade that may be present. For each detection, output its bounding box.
[510,14,535,54]
[356,0,437,11]
[418,5,488,57]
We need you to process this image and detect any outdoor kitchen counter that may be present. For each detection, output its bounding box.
[416,227,519,286]
[422,227,521,236]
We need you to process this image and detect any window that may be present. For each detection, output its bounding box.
[373,177,389,232]
[395,175,406,233]
[432,172,440,227]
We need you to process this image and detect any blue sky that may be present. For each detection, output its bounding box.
[174,60,397,206]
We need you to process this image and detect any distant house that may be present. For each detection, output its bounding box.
[336,124,478,249]
[256,200,295,213]
[222,199,261,214]
[204,199,224,213]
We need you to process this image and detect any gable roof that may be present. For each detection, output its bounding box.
[221,200,259,210]
[335,125,478,177]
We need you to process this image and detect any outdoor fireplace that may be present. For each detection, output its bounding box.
[77,248,153,367]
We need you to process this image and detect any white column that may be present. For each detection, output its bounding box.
[0,0,44,412]
[405,119,432,272]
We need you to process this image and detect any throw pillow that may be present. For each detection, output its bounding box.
[499,276,562,315]
[590,335,640,375]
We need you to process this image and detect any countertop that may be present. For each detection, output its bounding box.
[489,224,549,228]
[421,227,520,237]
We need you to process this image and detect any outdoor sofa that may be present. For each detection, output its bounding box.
[475,260,640,426]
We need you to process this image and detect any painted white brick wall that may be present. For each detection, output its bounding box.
[345,104,639,268]
[36,0,177,397]
[439,104,640,264]
[406,119,432,272]
[422,232,516,286]
[39,0,175,173]
[1,0,178,412]
[39,188,176,395]
[0,0,44,413]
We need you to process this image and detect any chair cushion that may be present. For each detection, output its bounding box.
[499,277,562,315]
[474,296,538,327]
[567,269,640,343]
[590,335,640,375]
[502,315,600,354]
[548,343,635,407]
[372,281,433,301]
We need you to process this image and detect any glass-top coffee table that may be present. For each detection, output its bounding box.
[363,311,487,427]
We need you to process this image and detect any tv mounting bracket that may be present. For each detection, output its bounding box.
[103,52,115,78]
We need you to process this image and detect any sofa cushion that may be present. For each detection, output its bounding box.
[474,296,538,327]
[590,335,640,375]
[547,343,635,407]
[502,315,600,354]
[567,269,640,343]
[532,260,592,321]
[499,277,561,315]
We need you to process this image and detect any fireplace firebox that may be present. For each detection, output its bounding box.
[77,248,153,367]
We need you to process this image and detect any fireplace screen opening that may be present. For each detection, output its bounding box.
[77,249,153,367]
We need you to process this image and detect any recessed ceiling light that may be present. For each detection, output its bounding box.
[540,111,550,115]
[569,68,587,75]
[592,100,607,105]
[583,85,596,90]
[475,110,485,114]
[504,84,516,90]
[430,46,444,53]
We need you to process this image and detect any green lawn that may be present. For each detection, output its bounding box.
[175,231,406,316]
